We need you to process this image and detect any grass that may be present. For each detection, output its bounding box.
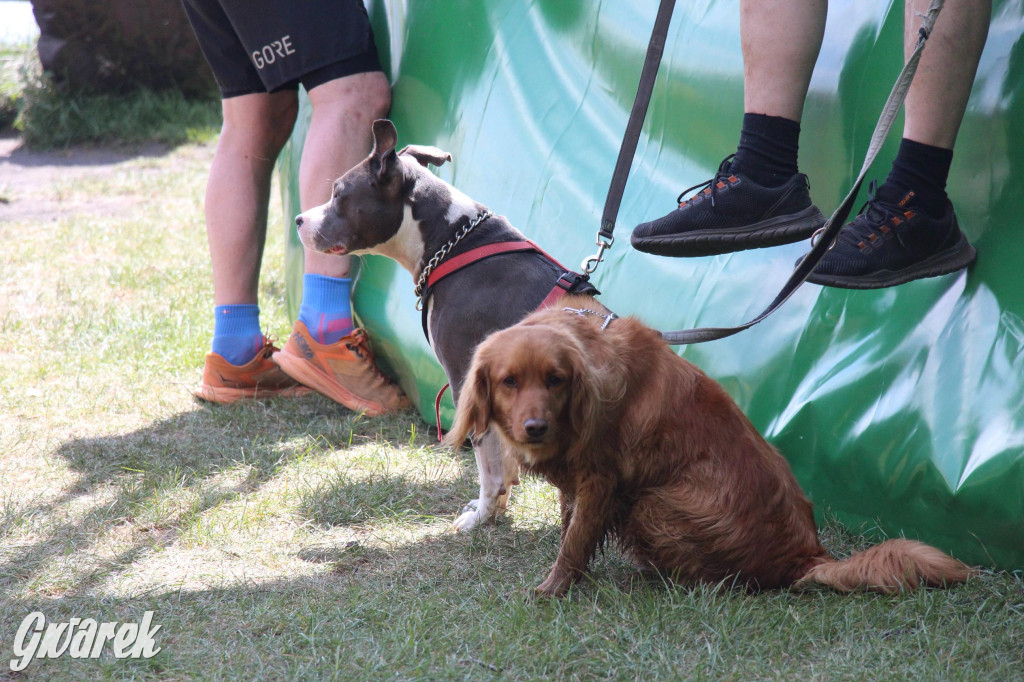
[1,109,1023,680]
[0,44,220,148]
[0,44,31,131]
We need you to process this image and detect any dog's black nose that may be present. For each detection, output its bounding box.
[295,216,304,227]
[524,419,548,440]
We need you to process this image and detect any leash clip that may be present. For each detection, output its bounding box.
[581,233,614,275]
[810,225,832,250]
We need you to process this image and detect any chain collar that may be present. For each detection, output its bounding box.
[563,306,618,330]
[414,210,493,310]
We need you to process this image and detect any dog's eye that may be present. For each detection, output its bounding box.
[502,376,517,389]
[546,374,564,388]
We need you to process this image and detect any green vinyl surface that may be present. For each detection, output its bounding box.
[280,1,1024,570]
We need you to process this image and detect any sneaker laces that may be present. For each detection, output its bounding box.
[676,154,736,208]
[345,331,400,388]
[835,181,915,249]
[258,334,281,358]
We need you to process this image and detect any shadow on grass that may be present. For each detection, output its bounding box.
[0,132,176,169]
[0,519,584,679]
[7,422,1023,682]
[9,515,1016,682]
[0,394,479,600]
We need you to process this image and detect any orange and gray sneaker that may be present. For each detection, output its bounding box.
[193,337,312,404]
[272,321,410,416]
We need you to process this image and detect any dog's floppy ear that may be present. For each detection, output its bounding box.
[370,119,400,184]
[567,338,604,446]
[398,145,452,168]
[444,350,493,448]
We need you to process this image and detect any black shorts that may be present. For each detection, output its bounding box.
[181,0,383,98]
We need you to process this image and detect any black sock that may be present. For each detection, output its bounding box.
[729,113,801,187]
[876,138,953,217]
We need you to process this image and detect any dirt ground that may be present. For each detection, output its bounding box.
[0,132,173,224]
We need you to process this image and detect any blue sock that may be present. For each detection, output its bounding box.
[298,274,354,345]
[211,304,264,366]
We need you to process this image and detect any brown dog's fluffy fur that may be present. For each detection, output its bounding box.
[446,295,974,597]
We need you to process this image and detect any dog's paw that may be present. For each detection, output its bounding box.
[453,509,484,532]
[533,563,580,597]
[453,504,507,531]
[453,500,490,531]
[451,497,506,532]
[533,572,573,598]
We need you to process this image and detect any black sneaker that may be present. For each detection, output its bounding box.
[631,155,826,257]
[804,187,976,289]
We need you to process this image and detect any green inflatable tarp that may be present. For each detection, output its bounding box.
[279,1,1024,571]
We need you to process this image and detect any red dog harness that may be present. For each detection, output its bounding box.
[424,239,582,307]
[421,239,595,440]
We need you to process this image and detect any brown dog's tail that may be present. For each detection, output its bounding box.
[797,539,975,594]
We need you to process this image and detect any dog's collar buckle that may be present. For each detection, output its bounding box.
[563,307,619,331]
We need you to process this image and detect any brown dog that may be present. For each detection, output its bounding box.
[446,294,974,597]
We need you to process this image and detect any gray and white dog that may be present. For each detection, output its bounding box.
[295,119,601,530]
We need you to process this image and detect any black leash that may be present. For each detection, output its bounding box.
[590,0,947,346]
[582,0,677,277]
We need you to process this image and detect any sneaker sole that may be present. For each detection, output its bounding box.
[806,234,977,290]
[631,206,826,257]
[192,383,312,405]
[272,350,392,417]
